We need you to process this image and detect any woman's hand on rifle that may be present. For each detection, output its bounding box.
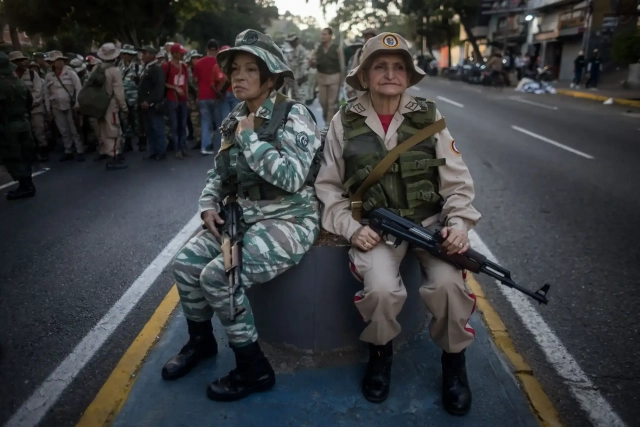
[201,209,225,238]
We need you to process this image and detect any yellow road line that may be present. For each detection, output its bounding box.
[556,89,640,108]
[467,274,563,427]
[76,285,180,427]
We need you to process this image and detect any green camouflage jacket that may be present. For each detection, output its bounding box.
[199,90,321,224]
[118,61,141,106]
[286,44,309,81]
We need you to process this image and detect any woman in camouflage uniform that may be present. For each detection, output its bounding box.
[163,29,321,402]
[185,50,202,148]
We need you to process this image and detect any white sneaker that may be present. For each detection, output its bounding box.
[570,83,575,88]
[201,149,215,155]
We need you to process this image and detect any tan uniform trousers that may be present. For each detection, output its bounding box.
[316,72,341,123]
[98,108,123,157]
[31,113,47,148]
[53,108,84,154]
[349,239,477,354]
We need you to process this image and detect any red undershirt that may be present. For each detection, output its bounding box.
[378,114,394,133]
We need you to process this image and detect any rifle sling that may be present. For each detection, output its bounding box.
[350,118,447,221]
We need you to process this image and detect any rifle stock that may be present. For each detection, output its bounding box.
[368,208,550,305]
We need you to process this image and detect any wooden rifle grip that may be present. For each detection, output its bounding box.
[222,238,232,271]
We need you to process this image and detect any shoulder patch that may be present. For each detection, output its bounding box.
[451,139,461,156]
[295,132,310,151]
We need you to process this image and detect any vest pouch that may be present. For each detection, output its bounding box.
[399,151,445,179]
[405,180,440,209]
[362,183,390,213]
[343,151,382,192]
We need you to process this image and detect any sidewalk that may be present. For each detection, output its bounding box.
[554,83,640,108]
[78,279,559,427]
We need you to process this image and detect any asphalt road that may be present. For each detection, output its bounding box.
[410,78,640,427]
[0,149,215,427]
[1,85,639,427]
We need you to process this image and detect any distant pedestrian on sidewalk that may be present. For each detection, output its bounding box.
[586,49,601,90]
[193,40,220,155]
[571,50,586,88]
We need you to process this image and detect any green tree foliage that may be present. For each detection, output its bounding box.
[182,0,279,48]
[611,28,640,65]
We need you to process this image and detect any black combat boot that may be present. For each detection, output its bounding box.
[6,177,36,200]
[37,147,49,162]
[162,319,218,380]
[59,153,74,162]
[123,138,133,152]
[441,349,472,416]
[138,136,147,152]
[207,341,276,402]
[362,341,393,403]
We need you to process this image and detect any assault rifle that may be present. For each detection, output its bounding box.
[368,208,550,305]
[219,197,246,321]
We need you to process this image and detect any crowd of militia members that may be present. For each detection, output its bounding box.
[5,38,238,167]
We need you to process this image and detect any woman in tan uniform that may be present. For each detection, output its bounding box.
[314,32,481,416]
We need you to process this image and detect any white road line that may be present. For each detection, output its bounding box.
[509,96,558,110]
[5,213,202,427]
[468,230,626,427]
[512,126,594,159]
[0,168,50,191]
[436,96,464,108]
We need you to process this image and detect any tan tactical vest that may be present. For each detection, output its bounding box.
[341,97,446,223]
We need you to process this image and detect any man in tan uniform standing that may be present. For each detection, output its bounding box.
[310,27,345,123]
[314,33,480,416]
[10,51,48,162]
[44,51,85,162]
[94,43,128,170]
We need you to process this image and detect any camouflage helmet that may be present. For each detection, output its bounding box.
[217,29,294,88]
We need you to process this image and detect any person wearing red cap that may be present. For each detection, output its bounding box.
[162,43,190,159]
[210,45,240,137]
[193,39,220,155]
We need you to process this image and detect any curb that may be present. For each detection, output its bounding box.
[75,285,180,427]
[466,274,563,427]
[556,89,640,108]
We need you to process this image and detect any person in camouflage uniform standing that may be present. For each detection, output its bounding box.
[0,52,36,200]
[164,29,321,402]
[284,34,309,102]
[118,45,145,152]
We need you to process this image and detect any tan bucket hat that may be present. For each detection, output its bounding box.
[345,32,425,92]
[46,51,68,62]
[97,43,121,61]
[8,51,29,62]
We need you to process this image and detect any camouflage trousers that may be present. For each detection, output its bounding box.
[120,105,142,138]
[173,217,319,347]
[188,96,200,142]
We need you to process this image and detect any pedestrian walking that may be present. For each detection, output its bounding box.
[119,44,146,152]
[586,49,601,90]
[284,34,309,102]
[311,27,345,123]
[571,50,586,88]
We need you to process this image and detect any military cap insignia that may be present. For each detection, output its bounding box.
[295,132,309,151]
[242,31,259,45]
[382,34,400,48]
[352,103,365,113]
[451,139,461,155]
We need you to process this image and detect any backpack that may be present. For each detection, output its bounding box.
[77,64,115,118]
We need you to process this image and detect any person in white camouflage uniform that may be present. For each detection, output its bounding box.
[163,29,321,403]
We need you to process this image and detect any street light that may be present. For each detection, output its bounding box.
[525,14,534,21]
